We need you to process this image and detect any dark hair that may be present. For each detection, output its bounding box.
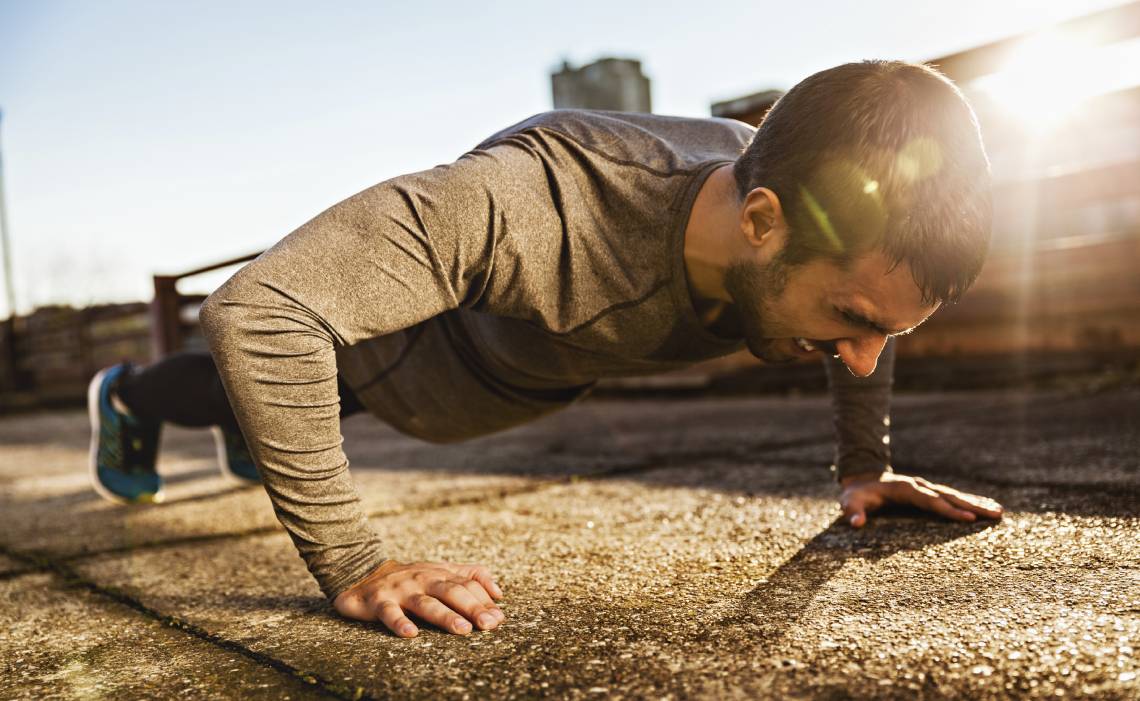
[733,60,993,304]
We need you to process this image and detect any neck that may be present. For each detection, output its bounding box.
[683,163,741,326]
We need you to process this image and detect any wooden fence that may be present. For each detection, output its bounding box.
[0,303,151,411]
[0,251,259,412]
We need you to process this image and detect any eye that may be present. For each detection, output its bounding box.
[835,308,861,328]
[835,307,888,336]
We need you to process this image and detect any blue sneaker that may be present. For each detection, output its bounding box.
[87,363,164,504]
[211,426,261,484]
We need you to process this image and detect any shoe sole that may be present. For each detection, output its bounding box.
[211,426,259,485]
[87,366,165,505]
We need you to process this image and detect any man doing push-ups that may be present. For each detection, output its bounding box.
[88,59,1004,638]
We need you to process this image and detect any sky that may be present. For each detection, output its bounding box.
[0,0,1129,315]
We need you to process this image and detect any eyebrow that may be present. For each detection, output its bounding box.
[836,306,914,337]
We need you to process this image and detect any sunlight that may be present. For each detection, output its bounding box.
[974,32,1140,135]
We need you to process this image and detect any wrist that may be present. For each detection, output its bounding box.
[837,465,892,487]
[333,558,401,602]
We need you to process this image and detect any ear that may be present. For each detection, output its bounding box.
[740,187,788,253]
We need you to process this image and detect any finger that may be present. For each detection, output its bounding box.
[841,492,870,528]
[332,591,371,621]
[907,485,976,522]
[428,580,500,631]
[914,478,1004,518]
[442,562,504,600]
[443,562,504,600]
[841,484,888,528]
[913,479,997,515]
[377,600,418,638]
[933,488,1004,518]
[463,579,505,623]
[404,593,472,635]
[933,489,1004,519]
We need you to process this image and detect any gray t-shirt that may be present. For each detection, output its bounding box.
[200,109,893,599]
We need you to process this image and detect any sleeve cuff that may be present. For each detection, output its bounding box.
[831,460,893,483]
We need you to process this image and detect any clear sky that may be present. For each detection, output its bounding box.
[0,0,1126,315]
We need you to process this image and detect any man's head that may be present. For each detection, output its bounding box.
[726,60,992,376]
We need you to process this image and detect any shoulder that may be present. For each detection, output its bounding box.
[474,109,755,172]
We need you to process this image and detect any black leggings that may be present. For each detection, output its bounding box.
[116,351,365,432]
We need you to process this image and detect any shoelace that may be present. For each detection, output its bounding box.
[122,426,160,475]
[100,403,159,476]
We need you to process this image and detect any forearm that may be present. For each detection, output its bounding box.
[196,146,517,597]
[199,273,388,600]
[824,337,895,482]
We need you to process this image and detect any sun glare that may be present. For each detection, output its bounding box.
[974,32,1140,135]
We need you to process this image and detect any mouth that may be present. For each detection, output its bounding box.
[793,337,817,353]
[793,337,841,358]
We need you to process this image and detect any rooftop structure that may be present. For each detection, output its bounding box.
[551,57,652,112]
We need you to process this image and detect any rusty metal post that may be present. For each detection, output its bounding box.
[0,316,18,393]
[151,275,182,361]
[147,252,262,361]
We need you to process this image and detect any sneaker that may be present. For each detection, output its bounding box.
[211,426,261,484]
[87,363,164,504]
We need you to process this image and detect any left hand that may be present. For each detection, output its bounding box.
[839,471,1004,528]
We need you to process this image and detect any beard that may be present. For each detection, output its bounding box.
[722,250,798,364]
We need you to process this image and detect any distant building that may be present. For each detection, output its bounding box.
[551,57,652,112]
[710,89,783,126]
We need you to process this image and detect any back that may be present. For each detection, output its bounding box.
[342,109,756,392]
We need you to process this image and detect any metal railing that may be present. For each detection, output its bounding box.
[150,251,261,359]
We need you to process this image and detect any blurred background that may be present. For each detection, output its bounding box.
[0,0,1137,410]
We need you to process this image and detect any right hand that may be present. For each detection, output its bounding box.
[332,559,505,638]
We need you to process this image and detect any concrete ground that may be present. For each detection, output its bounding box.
[1,386,1137,700]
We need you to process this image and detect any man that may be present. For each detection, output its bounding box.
[88,59,1004,639]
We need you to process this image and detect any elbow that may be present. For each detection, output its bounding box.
[197,292,224,340]
[198,264,260,342]
[197,287,239,352]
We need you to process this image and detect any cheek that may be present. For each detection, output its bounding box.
[763,296,812,336]
[763,303,793,334]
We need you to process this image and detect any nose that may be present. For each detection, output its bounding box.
[834,334,888,378]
